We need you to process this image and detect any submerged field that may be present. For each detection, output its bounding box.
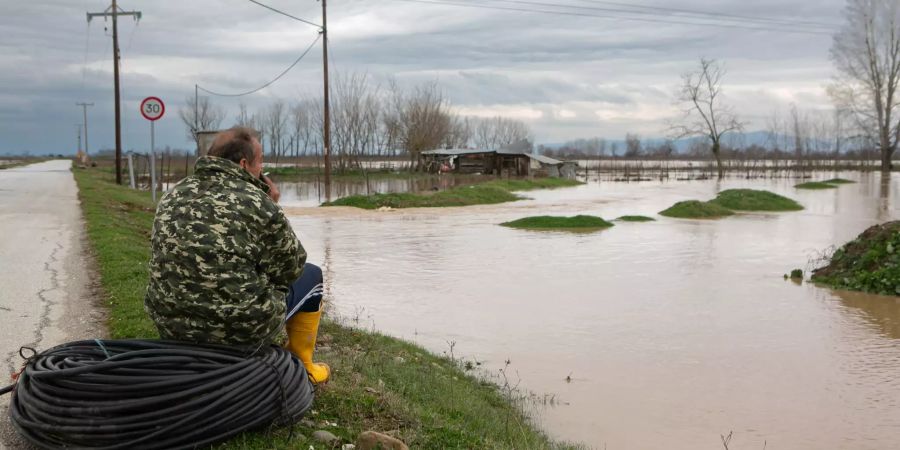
[289,171,900,449]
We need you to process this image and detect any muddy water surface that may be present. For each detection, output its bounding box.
[282,173,900,449]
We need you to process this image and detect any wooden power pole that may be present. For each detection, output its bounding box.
[76,102,93,156]
[321,0,332,201]
[87,1,141,184]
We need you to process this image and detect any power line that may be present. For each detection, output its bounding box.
[487,0,834,31]
[390,0,833,35]
[572,0,839,29]
[198,33,322,97]
[247,0,321,28]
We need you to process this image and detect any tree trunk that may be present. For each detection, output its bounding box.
[712,140,724,179]
[882,147,894,173]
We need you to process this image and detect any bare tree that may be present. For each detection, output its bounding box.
[472,117,532,150]
[235,102,256,129]
[830,0,900,172]
[624,133,642,157]
[260,100,287,165]
[389,81,452,170]
[672,58,743,179]
[178,95,225,153]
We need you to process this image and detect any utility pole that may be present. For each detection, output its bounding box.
[194,84,199,157]
[76,102,94,155]
[321,0,332,201]
[87,1,141,184]
[76,125,83,153]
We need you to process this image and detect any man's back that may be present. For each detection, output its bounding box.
[145,156,305,346]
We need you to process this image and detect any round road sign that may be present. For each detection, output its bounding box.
[140,97,165,121]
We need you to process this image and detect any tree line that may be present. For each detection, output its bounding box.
[178,73,533,171]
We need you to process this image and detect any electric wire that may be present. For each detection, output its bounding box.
[2,339,314,450]
[248,0,322,28]
[81,20,91,94]
[484,0,834,31]
[571,0,839,29]
[390,0,833,35]
[198,33,322,97]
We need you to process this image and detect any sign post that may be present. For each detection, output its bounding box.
[140,97,165,201]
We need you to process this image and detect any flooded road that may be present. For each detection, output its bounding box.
[282,172,900,449]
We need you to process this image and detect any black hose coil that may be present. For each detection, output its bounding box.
[5,339,314,450]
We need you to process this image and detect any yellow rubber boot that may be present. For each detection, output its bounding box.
[286,309,331,384]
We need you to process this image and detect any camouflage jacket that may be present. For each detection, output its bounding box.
[145,156,305,347]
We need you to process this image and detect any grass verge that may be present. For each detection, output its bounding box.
[659,200,734,219]
[323,178,582,209]
[812,221,900,296]
[72,166,579,450]
[616,215,656,222]
[501,215,614,230]
[708,189,804,211]
[795,181,838,189]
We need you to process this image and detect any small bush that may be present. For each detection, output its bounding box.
[795,181,838,190]
[659,200,734,219]
[616,215,656,222]
[823,178,856,184]
[501,215,614,230]
[812,221,900,296]
[709,189,803,211]
[790,269,803,279]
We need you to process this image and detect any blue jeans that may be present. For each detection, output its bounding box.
[286,263,323,319]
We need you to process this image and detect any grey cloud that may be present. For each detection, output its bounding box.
[0,0,848,153]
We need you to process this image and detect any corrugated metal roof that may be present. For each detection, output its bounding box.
[421,148,494,156]
[527,153,563,165]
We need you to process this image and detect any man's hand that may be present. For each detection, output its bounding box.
[262,175,280,203]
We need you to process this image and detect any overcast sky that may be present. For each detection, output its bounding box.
[0,0,845,154]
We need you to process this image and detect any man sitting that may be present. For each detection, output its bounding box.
[144,126,330,383]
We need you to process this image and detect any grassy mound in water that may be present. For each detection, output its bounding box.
[501,215,614,230]
[812,221,900,296]
[659,200,734,219]
[72,166,581,449]
[324,178,582,209]
[796,181,838,190]
[709,189,804,211]
[823,178,856,184]
[616,215,656,222]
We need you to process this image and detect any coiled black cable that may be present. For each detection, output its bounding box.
[2,339,315,450]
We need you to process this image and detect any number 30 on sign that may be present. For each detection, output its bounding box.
[140,97,165,121]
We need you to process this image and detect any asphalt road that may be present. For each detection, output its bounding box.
[0,160,105,448]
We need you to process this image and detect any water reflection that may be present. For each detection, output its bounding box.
[833,289,900,340]
[286,172,900,449]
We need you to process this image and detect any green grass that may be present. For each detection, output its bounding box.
[324,178,582,209]
[659,200,734,219]
[822,178,856,184]
[73,167,159,339]
[708,189,804,211]
[615,215,656,222]
[795,181,839,189]
[72,166,580,450]
[812,221,900,296]
[500,215,614,230]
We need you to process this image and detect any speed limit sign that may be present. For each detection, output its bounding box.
[140,97,165,121]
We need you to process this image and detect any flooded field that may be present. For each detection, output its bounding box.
[281,172,900,449]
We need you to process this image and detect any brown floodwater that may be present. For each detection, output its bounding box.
[280,172,900,449]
